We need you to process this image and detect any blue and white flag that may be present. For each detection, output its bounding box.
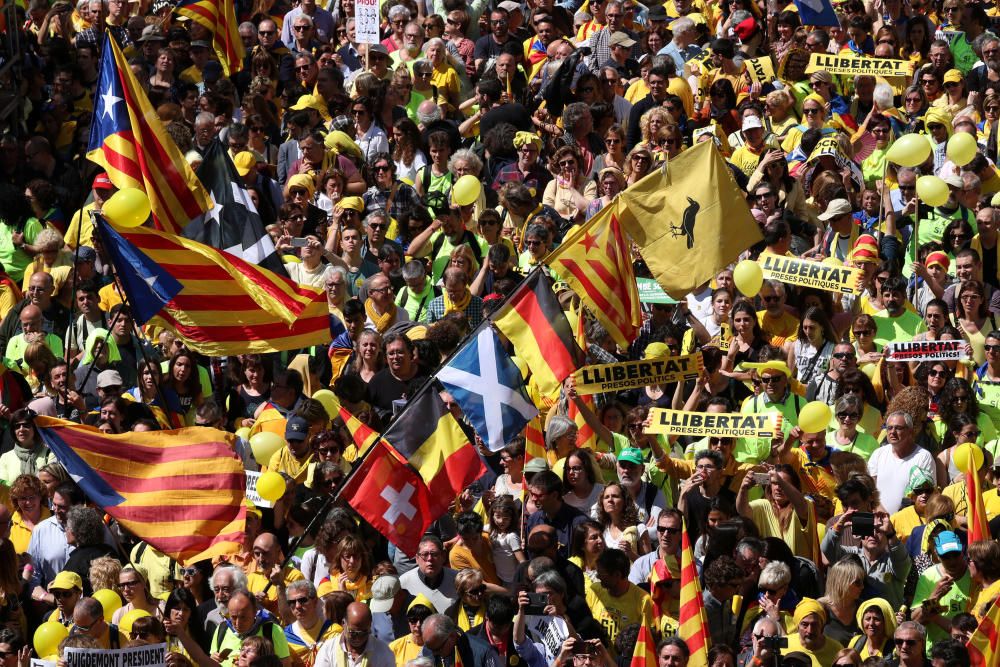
[437,326,538,452]
[793,0,839,27]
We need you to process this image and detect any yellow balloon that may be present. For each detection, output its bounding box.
[946,132,979,167]
[33,621,68,657]
[953,443,984,474]
[798,401,832,433]
[257,470,286,503]
[312,389,340,420]
[916,175,950,207]
[249,431,285,466]
[118,608,151,634]
[886,134,932,167]
[92,589,122,622]
[103,188,151,228]
[452,174,482,207]
[235,427,251,440]
[733,260,763,297]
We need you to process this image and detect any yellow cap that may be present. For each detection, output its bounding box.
[233,151,256,177]
[743,360,792,377]
[408,594,435,613]
[49,571,83,592]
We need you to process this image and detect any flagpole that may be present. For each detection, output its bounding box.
[60,211,89,418]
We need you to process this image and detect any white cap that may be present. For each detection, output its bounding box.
[741,115,764,132]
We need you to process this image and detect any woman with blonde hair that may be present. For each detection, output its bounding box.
[818,557,867,645]
[112,565,164,625]
[637,107,674,160]
[318,533,372,602]
[764,89,798,138]
[351,329,384,385]
[447,245,479,284]
[9,474,49,554]
[447,569,487,631]
[623,146,653,186]
[88,556,123,594]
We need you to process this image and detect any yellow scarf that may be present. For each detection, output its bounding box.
[443,289,471,315]
[365,298,396,333]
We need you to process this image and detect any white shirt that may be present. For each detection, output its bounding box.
[868,444,937,513]
[314,633,395,667]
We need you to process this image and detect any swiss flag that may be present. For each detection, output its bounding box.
[340,441,432,556]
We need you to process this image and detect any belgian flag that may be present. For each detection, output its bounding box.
[383,386,485,520]
[492,269,580,397]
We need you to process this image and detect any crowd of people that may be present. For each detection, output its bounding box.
[6,0,1000,664]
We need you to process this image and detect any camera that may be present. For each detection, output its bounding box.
[760,636,788,650]
[851,512,876,537]
[524,592,548,615]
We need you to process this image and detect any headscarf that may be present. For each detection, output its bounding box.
[286,174,317,200]
[793,598,827,627]
[924,107,954,138]
[856,598,897,639]
[81,328,122,366]
[513,132,542,151]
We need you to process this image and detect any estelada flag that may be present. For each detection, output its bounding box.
[95,214,331,356]
[175,0,245,75]
[617,141,763,300]
[679,518,711,667]
[546,208,640,349]
[87,35,211,235]
[36,417,245,564]
[492,269,580,397]
[969,597,1000,666]
[339,441,432,556]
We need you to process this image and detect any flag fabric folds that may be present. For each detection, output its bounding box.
[339,406,379,459]
[967,468,989,544]
[187,142,285,276]
[969,598,1000,667]
[36,416,245,564]
[87,36,211,235]
[174,0,245,75]
[628,624,657,667]
[545,209,640,349]
[437,326,538,452]
[792,0,840,26]
[492,269,579,398]
[616,141,763,300]
[339,441,432,556]
[567,303,599,451]
[679,518,711,667]
[94,215,331,356]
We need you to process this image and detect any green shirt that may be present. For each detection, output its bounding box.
[426,230,489,283]
[211,622,290,667]
[738,392,805,464]
[912,563,973,648]
[0,218,42,283]
[826,430,879,461]
[395,282,436,321]
[873,309,927,347]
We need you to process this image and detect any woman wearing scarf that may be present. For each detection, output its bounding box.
[847,598,896,659]
[0,408,53,485]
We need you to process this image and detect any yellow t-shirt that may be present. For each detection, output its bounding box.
[585,582,653,642]
[11,506,48,555]
[785,634,845,667]
[390,635,424,666]
[247,565,306,604]
[748,497,814,559]
[890,505,925,544]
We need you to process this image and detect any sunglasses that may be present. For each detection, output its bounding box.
[759,375,784,384]
[657,526,681,534]
[832,352,855,360]
[894,638,919,647]
[803,107,822,115]
[927,369,948,377]
[837,412,860,419]
[853,329,873,336]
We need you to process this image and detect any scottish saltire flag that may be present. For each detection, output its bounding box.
[36,416,246,564]
[437,326,538,451]
[793,0,839,27]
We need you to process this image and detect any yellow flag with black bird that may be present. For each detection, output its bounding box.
[616,141,763,299]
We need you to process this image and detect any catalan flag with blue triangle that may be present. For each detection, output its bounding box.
[36,416,246,564]
[88,36,211,234]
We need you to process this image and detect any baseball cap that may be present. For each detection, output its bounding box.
[647,5,668,21]
[943,68,963,84]
[285,415,310,442]
[734,16,756,40]
[76,246,97,263]
[49,571,83,592]
[138,25,166,42]
[524,458,549,473]
[290,93,329,117]
[233,151,256,177]
[609,31,636,48]
[818,198,853,221]
[905,467,936,495]
[618,447,645,466]
[369,575,401,613]
[97,369,123,389]
[498,0,522,13]
[190,40,211,49]
[942,173,964,189]
[934,530,963,556]
[92,172,114,191]
[741,115,763,132]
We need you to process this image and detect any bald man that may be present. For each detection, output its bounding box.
[4,303,64,375]
[246,532,305,619]
[0,271,70,361]
[315,602,395,667]
[421,613,500,667]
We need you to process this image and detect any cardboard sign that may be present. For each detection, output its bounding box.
[245,471,274,508]
[64,644,167,667]
[759,255,862,295]
[885,340,968,362]
[355,0,379,44]
[637,277,677,304]
[744,56,776,84]
[524,615,570,664]
[806,53,914,77]
[573,354,702,395]
[646,409,780,438]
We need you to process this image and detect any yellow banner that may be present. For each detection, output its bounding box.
[805,53,914,77]
[759,254,862,295]
[646,409,779,438]
[573,353,702,395]
[744,56,776,84]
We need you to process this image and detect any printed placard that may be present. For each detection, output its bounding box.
[744,56,776,84]
[573,353,702,395]
[759,255,862,295]
[355,0,379,44]
[806,53,914,77]
[885,340,968,362]
[64,643,167,667]
[646,409,780,438]
[637,277,677,304]
[245,471,274,508]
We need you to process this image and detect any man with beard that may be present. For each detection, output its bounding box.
[201,564,249,637]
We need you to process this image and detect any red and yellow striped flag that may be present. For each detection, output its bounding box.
[87,35,211,235]
[567,302,598,450]
[339,406,378,461]
[968,467,990,544]
[679,518,711,667]
[629,624,657,667]
[546,208,640,349]
[524,416,547,463]
[175,0,245,75]
[969,597,1000,666]
[36,417,245,564]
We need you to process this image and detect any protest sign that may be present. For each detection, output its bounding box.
[64,643,167,667]
[573,353,702,395]
[524,615,570,664]
[646,409,780,438]
[759,254,862,295]
[637,277,677,304]
[744,56,776,84]
[355,0,379,44]
[245,471,273,508]
[885,340,968,362]
[806,53,914,77]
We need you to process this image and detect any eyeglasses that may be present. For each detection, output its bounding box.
[181,567,199,576]
[250,126,265,132]
[524,239,542,247]
[372,165,391,173]
[927,123,945,131]
[803,107,822,115]
[317,446,338,455]
[351,109,367,116]
[759,375,784,384]
[579,86,594,93]
[347,629,370,639]
[466,585,486,595]
[293,25,310,31]
[853,329,873,336]
[927,369,948,377]
[837,412,860,420]
[369,286,393,294]
[657,526,681,534]
[953,394,970,402]
[417,551,441,560]
[73,623,94,633]
[985,344,1000,353]
[895,638,919,647]
[558,159,576,168]
[54,589,77,599]
[288,596,313,606]
[446,17,460,25]
[627,421,644,431]
[119,580,141,588]
[296,64,313,71]
[832,352,855,360]
[258,30,276,35]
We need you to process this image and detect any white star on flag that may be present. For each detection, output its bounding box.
[101,88,122,121]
